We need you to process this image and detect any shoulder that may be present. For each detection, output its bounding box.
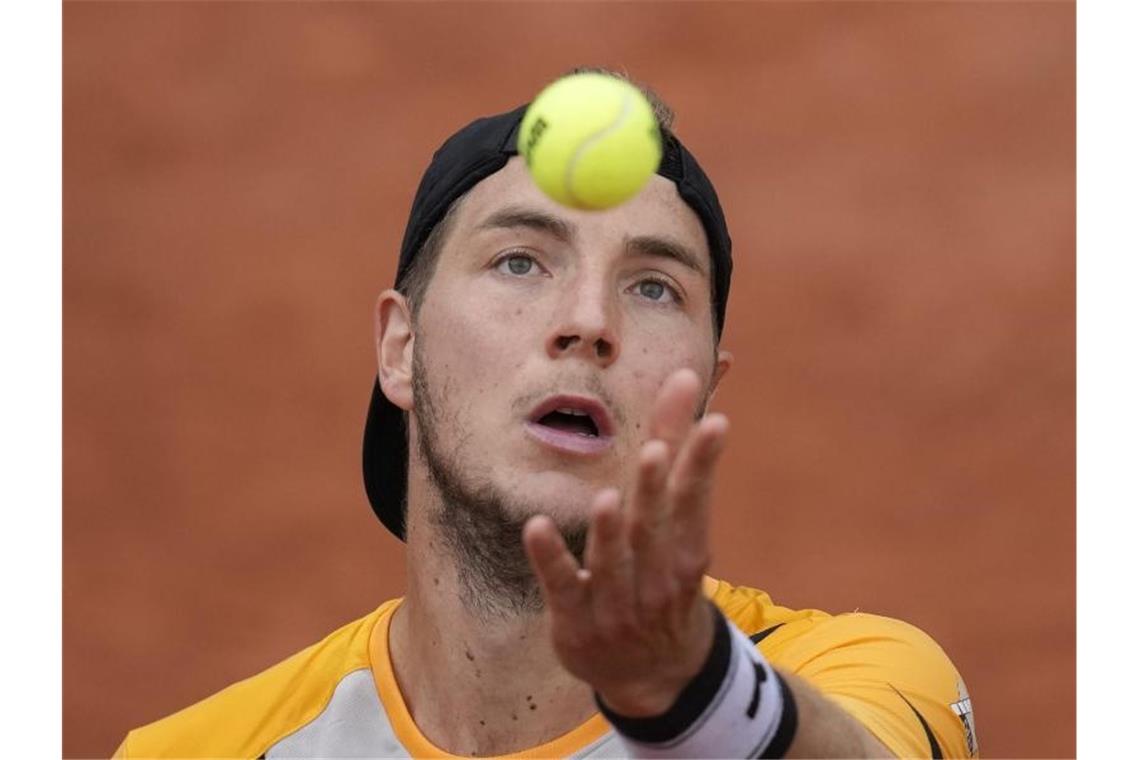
[781,611,976,758]
[116,601,398,759]
[705,578,977,758]
[704,576,954,673]
[703,575,831,638]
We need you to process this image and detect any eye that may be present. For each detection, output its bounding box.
[496,253,539,276]
[633,278,680,304]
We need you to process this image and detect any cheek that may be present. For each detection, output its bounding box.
[625,304,715,360]
[630,321,715,375]
[623,337,717,429]
[423,291,536,394]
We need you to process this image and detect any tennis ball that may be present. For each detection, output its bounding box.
[518,73,663,210]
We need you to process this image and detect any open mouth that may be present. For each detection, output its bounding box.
[535,408,600,438]
[525,395,614,455]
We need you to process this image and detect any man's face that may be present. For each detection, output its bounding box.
[405,157,729,530]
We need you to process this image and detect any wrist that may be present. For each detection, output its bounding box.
[596,601,718,717]
[598,683,683,717]
[600,614,799,758]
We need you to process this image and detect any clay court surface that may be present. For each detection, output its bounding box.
[64,3,1074,756]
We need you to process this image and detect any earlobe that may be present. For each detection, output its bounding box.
[375,290,415,412]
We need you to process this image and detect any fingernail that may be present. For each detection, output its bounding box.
[705,413,729,434]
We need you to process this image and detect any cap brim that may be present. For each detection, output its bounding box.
[362,378,409,540]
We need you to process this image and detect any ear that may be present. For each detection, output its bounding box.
[709,348,734,400]
[375,289,415,412]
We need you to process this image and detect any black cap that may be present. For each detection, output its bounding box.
[363,102,733,540]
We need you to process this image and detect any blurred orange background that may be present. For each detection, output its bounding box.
[63,2,1074,757]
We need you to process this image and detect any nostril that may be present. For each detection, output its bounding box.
[556,335,579,351]
[595,340,612,359]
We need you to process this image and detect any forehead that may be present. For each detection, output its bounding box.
[446,157,711,264]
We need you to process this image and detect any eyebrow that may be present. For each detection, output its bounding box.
[625,234,708,279]
[476,205,575,243]
[475,204,708,279]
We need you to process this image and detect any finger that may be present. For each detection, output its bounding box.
[649,368,702,456]
[583,489,637,633]
[628,439,678,618]
[666,413,730,587]
[523,515,589,616]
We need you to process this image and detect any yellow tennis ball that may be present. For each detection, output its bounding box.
[518,73,663,210]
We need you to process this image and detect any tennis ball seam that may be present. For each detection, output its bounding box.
[562,90,633,209]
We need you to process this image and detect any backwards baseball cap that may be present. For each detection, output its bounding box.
[363,100,734,540]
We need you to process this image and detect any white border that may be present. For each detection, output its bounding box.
[0,1,62,756]
[1077,1,1140,756]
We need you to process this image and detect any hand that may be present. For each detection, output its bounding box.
[522,368,730,717]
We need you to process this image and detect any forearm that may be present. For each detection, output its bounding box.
[780,670,893,758]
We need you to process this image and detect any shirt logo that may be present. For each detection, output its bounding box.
[950,680,978,757]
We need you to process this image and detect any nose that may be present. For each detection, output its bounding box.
[545,278,620,367]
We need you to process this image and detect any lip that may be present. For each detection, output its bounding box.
[524,421,614,455]
[525,394,616,456]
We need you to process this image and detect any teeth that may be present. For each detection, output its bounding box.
[556,407,590,416]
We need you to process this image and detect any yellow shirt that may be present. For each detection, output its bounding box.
[115,577,977,758]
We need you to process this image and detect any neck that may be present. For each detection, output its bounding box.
[388,508,596,756]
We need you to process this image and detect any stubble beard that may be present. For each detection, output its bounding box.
[411,345,588,622]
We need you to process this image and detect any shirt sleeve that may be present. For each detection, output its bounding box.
[764,613,978,759]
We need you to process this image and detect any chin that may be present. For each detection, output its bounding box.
[499,468,608,526]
